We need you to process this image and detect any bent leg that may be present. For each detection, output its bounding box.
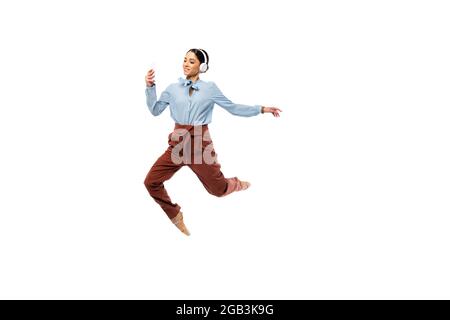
[144,148,184,219]
[189,163,250,197]
[188,137,250,197]
[188,161,228,197]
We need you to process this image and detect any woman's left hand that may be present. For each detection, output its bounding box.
[262,106,282,117]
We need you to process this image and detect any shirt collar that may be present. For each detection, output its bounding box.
[178,77,201,90]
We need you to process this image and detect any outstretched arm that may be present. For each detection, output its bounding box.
[145,69,170,116]
[211,82,282,118]
[211,82,261,117]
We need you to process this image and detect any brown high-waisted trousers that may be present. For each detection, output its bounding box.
[144,123,243,219]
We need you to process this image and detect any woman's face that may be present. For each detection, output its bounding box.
[183,51,201,77]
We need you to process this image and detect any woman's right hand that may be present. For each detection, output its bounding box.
[145,69,155,87]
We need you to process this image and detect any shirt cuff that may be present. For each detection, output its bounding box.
[145,85,156,94]
[256,105,263,114]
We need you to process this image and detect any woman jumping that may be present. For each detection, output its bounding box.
[144,48,282,236]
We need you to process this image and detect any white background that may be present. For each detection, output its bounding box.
[0,0,449,299]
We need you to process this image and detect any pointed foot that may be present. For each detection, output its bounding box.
[171,211,191,236]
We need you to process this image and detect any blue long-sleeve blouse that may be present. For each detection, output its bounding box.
[145,77,262,125]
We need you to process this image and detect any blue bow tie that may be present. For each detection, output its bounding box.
[178,77,200,90]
